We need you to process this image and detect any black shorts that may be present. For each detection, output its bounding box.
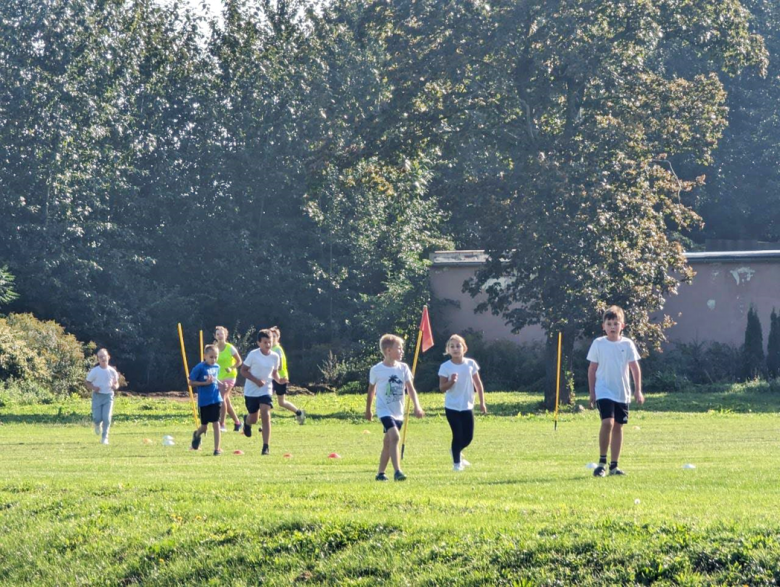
[596,399,629,424]
[379,416,403,433]
[273,380,288,395]
[199,402,221,425]
[245,395,273,414]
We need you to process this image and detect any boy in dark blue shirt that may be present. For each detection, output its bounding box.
[189,345,223,455]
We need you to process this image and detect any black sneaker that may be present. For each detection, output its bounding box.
[394,471,407,482]
[191,431,202,451]
[375,472,389,482]
[609,467,626,476]
[261,445,270,456]
[242,414,251,438]
[213,449,222,456]
[233,422,241,432]
[593,465,606,477]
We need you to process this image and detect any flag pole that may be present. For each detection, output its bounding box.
[554,332,562,431]
[178,323,199,426]
[400,325,424,459]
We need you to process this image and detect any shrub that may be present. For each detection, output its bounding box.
[767,309,780,379]
[742,305,765,380]
[0,313,89,397]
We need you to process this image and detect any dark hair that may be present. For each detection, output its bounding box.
[603,305,625,323]
[257,329,273,341]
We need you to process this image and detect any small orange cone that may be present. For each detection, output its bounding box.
[233,450,244,455]
[283,453,293,458]
[328,452,341,459]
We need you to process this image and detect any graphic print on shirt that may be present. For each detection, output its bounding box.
[385,374,404,403]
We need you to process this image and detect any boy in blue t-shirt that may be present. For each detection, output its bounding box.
[189,345,223,455]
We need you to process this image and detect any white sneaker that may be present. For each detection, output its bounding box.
[219,426,227,433]
[101,438,109,445]
[461,458,471,467]
[453,463,465,472]
[93,423,101,435]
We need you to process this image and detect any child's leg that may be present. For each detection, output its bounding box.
[599,418,614,457]
[610,423,624,463]
[387,427,401,473]
[219,399,227,428]
[461,410,475,451]
[445,408,464,463]
[101,396,114,440]
[91,393,101,426]
[196,423,208,436]
[212,421,222,452]
[247,410,260,425]
[277,394,299,414]
[260,404,272,446]
[224,393,239,425]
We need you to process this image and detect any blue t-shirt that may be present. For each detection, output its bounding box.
[189,362,222,407]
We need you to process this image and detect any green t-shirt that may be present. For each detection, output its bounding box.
[272,344,288,380]
[217,343,238,380]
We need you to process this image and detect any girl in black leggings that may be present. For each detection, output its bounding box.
[438,335,487,471]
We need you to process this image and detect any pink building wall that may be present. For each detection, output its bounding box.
[430,250,780,346]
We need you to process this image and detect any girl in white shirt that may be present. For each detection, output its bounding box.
[438,335,487,471]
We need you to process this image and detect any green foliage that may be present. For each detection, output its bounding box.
[742,305,765,380]
[767,309,780,378]
[643,340,742,390]
[0,313,88,396]
[0,265,18,305]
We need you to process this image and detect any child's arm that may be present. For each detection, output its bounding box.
[188,376,214,387]
[439,374,457,392]
[240,364,265,388]
[84,379,99,393]
[629,361,644,404]
[473,372,487,414]
[271,368,281,384]
[406,381,425,418]
[588,362,598,408]
[231,348,243,371]
[365,383,376,421]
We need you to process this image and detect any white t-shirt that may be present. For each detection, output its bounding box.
[438,358,480,411]
[87,365,118,395]
[369,361,413,420]
[242,349,279,397]
[586,336,641,404]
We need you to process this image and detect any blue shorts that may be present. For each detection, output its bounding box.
[379,416,403,433]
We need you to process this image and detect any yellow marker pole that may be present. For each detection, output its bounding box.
[199,330,204,361]
[400,328,424,459]
[554,332,562,431]
[178,323,199,426]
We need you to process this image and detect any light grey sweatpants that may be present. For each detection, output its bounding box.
[92,392,114,439]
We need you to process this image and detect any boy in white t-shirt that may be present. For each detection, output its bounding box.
[438,334,487,472]
[84,348,119,445]
[239,329,280,455]
[365,334,424,481]
[587,305,644,477]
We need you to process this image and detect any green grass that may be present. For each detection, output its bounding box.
[2,389,780,586]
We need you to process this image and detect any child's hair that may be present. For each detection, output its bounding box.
[97,348,110,357]
[215,325,228,337]
[445,334,468,354]
[204,344,218,356]
[603,305,625,323]
[257,329,273,341]
[269,326,281,340]
[379,334,404,353]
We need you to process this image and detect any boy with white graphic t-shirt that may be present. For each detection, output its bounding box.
[587,305,644,477]
[239,329,280,455]
[365,334,424,482]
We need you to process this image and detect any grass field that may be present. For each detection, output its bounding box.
[2,389,780,586]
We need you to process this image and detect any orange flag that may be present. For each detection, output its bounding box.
[420,306,434,352]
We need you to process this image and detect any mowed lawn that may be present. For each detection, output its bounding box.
[2,389,780,586]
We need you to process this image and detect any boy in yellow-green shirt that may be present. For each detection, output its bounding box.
[270,326,305,425]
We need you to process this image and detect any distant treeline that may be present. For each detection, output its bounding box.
[0,0,776,390]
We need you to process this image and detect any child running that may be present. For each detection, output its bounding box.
[587,305,644,477]
[365,334,424,481]
[438,334,487,471]
[215,326,243,433]
[189,344,223,455]
[85,348,119,445]
[269,326,305,425]
[240,329,280,455]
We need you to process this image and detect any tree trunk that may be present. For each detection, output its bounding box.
[544,328,575,411]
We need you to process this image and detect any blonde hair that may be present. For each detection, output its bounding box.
[445,334,468,355]
[215,325,229,337]
[269,326,281,341]
[603,305,625,323]
[379,334,404,353]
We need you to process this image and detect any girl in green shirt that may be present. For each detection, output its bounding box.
[215,326,243,432]
[270,326,305,425]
